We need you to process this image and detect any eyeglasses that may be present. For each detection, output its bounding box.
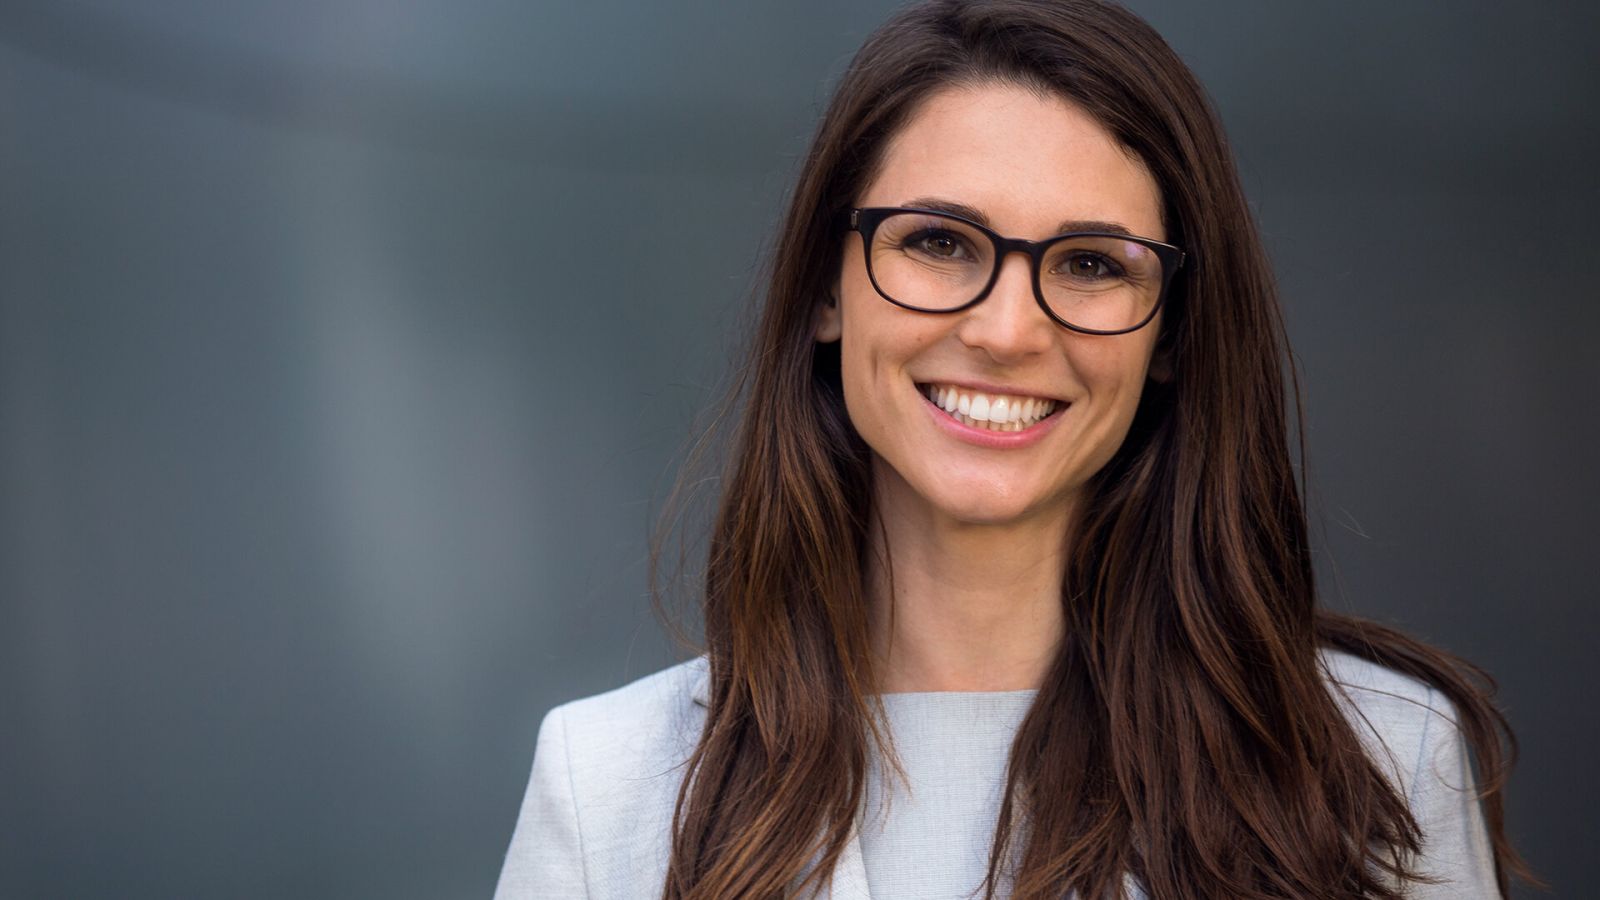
[846,207,1185,335]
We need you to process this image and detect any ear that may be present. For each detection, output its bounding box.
[813,289,842,343]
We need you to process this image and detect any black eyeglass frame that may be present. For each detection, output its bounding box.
[846,206,1186,336]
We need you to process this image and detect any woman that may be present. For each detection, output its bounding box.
[496,1,1533,897]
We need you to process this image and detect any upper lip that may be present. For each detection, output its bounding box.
[915,378,1067,403]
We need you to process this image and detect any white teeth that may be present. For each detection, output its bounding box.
[949,411,1013,430]
[920,382,1061,430]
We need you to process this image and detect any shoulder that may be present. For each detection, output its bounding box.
[1317,646,1441,721]
[546,655,711,808]
[551,655,710,750]
[1316,647,1499,897]
[1316,647,1450,792]
[494,657,709,900]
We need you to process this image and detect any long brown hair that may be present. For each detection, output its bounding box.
[652,1,1533,897]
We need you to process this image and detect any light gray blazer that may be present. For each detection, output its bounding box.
[493,650,1498,899]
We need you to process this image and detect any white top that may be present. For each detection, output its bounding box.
[859,690,1036,899]
[493,649,1501,899]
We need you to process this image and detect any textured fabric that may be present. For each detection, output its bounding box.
[1323,652,1501,899]
[858,690,1035,899]
[493,650,1499,899]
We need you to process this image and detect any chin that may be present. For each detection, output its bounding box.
[944,508,1036,527]
[924,484,1043,527]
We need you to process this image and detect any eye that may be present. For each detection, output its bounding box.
[1055,252,1121,280]
[905,228,976,261]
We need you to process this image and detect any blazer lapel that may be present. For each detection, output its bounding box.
[689,660,874,899]
[818,830,872,899]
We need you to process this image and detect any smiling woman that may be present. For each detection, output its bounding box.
[818,84,1170,546]
[493,1,1535,898]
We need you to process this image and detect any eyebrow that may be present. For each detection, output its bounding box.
[901,196,1137,238]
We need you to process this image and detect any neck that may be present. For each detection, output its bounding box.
[866,463,1070,694]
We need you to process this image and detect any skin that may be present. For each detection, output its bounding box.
[813,82,1168,693]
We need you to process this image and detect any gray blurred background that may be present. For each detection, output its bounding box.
[1,1,1594,897]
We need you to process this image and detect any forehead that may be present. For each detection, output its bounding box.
[861,82,1165,241]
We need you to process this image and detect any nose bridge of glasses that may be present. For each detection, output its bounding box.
[967,238,1050,335]
[985,236,1045,297]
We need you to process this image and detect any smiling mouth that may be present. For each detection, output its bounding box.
[916,382,1064,432]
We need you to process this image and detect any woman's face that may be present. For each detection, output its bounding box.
[817,81,1167,529]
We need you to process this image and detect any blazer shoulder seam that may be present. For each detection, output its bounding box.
[555,706,594,898]
[1406,684,1437,810]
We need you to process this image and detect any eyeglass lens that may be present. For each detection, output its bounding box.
[867,211,1166,332]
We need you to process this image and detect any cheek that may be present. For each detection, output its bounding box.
[1068,334,1154,386]
[1069,337,1160,435]
[835,292,887,418]
[834,293,947,444]
[839,281,939,369]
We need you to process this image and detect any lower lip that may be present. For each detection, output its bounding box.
[921,389,1066,449]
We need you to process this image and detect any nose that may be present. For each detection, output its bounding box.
[954,250,1054,360]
